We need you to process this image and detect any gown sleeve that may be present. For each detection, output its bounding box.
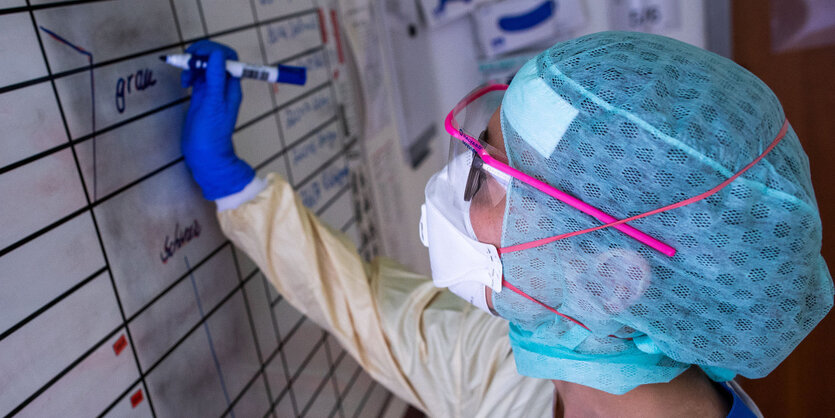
[218,173,553,417]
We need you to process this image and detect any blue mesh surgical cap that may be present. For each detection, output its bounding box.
[492,31,833,394]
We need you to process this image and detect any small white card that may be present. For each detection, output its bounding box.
[608,0,682,33]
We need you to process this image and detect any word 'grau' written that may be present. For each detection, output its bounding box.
[116,68,157,113]
[160,219,201,263]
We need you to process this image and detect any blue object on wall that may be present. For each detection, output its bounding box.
[498,0,555,32]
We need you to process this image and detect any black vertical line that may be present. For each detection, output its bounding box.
[245,4,301,415]
[231,249,276,406]
[323,338,346,418]
[375,393,394,418]
[247,0,294,185]
[89,53,97,201]
[24,5,157,417]
[195,0,209,36]
[166,0,186,50]
[351,382,378,418]
[185,256,235,417]
[262,275,300,416]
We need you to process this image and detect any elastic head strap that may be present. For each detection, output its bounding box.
[500,119,791,254]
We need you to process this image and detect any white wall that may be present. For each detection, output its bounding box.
[378,0,708,276]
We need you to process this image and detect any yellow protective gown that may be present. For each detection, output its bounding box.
[219,174,554,417]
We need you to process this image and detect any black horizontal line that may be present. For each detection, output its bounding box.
[0,97,187,177]
[0,157,184,258]
[126,242,230,323]
[5,323,125,416]
[0,80,335,258]
[218,368,267,418]
[95,377,143,418]
[339,216,356,233]
[351,381,379,418]
[272,45,325,66]
[236,80,331,133]
[0,8,319,94]
[0,206,89,258]
[0,0,114,17]
[0,266,106,342]
[141,268,245,375]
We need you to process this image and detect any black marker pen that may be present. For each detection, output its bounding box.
[160,54,307,85]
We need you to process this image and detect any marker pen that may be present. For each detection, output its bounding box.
[159,54,307,85]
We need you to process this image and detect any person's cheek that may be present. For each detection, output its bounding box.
[469,195,505,248]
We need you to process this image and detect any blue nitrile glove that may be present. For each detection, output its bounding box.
[181,40,255,200]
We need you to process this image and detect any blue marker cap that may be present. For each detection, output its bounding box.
[277,64,307,85]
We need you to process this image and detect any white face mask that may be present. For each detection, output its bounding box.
[418,154,503,315]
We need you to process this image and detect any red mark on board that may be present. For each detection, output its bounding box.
[317,8,327,44]
[330,10,344,64]
[159,219,201,264]
[130,390,144,408]
[113,334,127,355]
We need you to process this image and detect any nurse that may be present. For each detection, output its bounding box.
[180,32,833,417]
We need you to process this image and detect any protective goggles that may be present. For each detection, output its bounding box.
[442,82,791,333]
[444,83,676,257]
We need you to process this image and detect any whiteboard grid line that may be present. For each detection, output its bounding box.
[125,242,230,324]
[253,116,339,173]
[323,338,349,418]
[0,8,319,95]
[20,4,158,415]
[138,262,250,376]
[0,266,106,342]
[1,0,388,415]
[235,80,332,134]
[0,0,113,17]
[0,96,187,177]
[4,316,128,417]
[298,344,343,417]
[351,381,381,418]
[185,256,235,417]
[230,232,279,408]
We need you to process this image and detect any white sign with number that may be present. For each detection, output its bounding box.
[608,0,681,33]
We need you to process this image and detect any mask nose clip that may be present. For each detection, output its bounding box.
[419,204,429,248]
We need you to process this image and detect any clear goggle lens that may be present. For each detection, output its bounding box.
[447,86,509,212]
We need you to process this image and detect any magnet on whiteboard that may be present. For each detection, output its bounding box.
[417,0,488,27]
[130,390,144,408]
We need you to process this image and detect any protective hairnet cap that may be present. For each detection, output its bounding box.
[494,31,833,394]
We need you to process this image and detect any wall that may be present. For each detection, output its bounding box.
[377,0,710,277]
[731,1,835,415]
[0,1,405,417]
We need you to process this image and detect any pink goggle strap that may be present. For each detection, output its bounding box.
[500,119,791,254]
[501,278,590,331]
[445,83,677,257]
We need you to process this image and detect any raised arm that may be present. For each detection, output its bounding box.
[180,41,553,418]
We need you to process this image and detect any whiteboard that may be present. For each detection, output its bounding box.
[0,0,400,416]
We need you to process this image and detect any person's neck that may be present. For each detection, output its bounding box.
[551,367,730,418]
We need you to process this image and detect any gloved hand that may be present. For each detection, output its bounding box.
[181,40,255,200]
